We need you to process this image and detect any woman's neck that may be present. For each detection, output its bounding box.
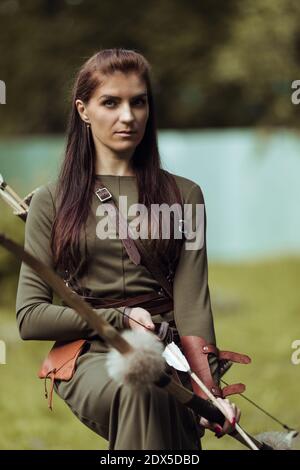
[95,151,135,177]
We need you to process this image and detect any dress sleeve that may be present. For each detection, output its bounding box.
[16,185,126,341]
[173,183,219,381]
[173,183,216,341]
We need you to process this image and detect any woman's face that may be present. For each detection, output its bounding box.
[76,71,149,156]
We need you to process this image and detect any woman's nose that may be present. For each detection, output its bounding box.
[119,104,135,122]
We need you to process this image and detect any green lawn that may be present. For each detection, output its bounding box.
[0,257,299,450]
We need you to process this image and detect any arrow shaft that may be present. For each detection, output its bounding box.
[190,372,259,450]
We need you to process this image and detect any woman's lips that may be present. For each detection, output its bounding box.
[116,131,136,137]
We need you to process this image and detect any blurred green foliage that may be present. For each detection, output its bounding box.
[0,206,24,308]
[1,0,300,133]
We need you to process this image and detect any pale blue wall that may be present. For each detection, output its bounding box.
[1,130,299,261]
[160,130,300,261]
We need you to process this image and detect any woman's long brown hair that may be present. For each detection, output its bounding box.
[51,48,183,281]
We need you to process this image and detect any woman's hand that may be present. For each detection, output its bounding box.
[127,307,155,332]
[199,397,241,437]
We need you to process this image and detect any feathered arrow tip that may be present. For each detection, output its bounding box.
[106,329,166,387]
[163,341,190,372]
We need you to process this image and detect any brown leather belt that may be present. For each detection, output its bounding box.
[83,291,177,345]
[64,290,174,316]
[89,293,173,316]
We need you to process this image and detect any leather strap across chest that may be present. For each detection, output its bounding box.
[95,184,141,266]
[94,180,174,299]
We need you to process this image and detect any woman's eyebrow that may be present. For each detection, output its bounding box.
[99,92,148,100]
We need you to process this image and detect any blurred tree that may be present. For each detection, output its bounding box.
[0,0,300,133]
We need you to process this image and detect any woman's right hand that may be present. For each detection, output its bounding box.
[127,307,155,332]
[199,397,241,437]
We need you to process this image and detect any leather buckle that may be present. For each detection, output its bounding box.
[95,187,112,202]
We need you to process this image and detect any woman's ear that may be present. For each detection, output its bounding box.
[75,99,90,124]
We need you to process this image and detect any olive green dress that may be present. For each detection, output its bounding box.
[16,173,217,450]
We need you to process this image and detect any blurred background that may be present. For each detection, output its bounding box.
[0,0,300,450]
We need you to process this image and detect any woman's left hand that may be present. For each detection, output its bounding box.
[199,397,241,437]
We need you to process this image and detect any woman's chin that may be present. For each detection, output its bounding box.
[112,142,138,152]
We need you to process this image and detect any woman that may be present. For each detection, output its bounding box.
[16,48,240,450]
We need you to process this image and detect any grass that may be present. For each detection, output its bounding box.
[203,257,300,450]
[0,257,299,450]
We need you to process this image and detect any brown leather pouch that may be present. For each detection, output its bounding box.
[38,339,88,410]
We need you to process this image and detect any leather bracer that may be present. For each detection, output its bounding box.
[180,336,251,399]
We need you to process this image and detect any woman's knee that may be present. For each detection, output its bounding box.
[118,382,171,409]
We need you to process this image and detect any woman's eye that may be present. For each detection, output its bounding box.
[102,98,147,108]
[133,98,146,106]
[103,100,116,108]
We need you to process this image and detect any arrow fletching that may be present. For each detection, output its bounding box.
[162,341,191,372]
